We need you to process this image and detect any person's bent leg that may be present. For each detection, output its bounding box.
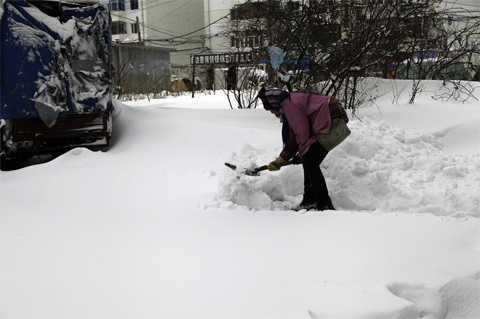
[302,143,334,210]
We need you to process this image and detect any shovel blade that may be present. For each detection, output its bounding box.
[224,162,264,176]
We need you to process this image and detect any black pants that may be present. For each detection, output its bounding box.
[302,142,332,207]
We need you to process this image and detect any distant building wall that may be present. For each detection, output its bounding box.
[110,0,205,68]
[204,0,246,53]
[112,44,172,92]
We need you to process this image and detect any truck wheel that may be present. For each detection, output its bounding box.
[0,153,6,171]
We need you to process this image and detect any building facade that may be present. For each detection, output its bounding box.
[204,0,247,53]
[109,0,206,67]
[109,0,479,79]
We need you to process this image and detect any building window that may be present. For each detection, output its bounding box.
[131,23,138,34]
[109,0,125,11]
[111,21,127,34]
[247,36,260,48]
[130,0,139,10]
[231,2,269,20]
[230,32,261,49]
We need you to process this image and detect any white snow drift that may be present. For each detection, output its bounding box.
[1,79,479,319]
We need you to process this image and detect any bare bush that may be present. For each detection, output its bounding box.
[227,0,479,108]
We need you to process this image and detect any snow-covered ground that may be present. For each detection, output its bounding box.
[1,80,479,319]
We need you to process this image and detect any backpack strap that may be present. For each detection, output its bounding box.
[328,98,349,123]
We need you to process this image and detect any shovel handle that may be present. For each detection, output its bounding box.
[224,160,294,176]
[254,160,293,173]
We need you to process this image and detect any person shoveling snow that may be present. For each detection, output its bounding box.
[256,88,350,211]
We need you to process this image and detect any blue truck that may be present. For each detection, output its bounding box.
[0,0,113,169]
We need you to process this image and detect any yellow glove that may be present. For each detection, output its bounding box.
[268,156,285,171]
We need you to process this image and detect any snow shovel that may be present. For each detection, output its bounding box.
[224,160,293,176]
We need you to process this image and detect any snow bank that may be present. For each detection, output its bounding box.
[384,272,480,319]
[330,118,479,217]
[215,117,480,219]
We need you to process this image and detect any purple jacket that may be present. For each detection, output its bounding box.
[280,93,331,159]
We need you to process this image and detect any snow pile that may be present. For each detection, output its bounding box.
[384,272,480,319]
[215,117,479,218]
[214,141,300,211]
[330,118,479,217]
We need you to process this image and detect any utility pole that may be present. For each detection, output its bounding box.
[344,0,351,31]
[213,63,216,94]
[141,0,145,41]
[136,16,142,44]
[192,55,196,98]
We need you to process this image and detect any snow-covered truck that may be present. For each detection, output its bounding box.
[0,0,113,169]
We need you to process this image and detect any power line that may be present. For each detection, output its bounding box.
[111,10,230,45]
[148,0,194,26]
[111,0,203,39]
[111,13,179,37]
[442,1,480,9]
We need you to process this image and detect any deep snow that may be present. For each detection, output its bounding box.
[1,79,479,319]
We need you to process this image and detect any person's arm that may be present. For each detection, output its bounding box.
[280,127,298,160]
